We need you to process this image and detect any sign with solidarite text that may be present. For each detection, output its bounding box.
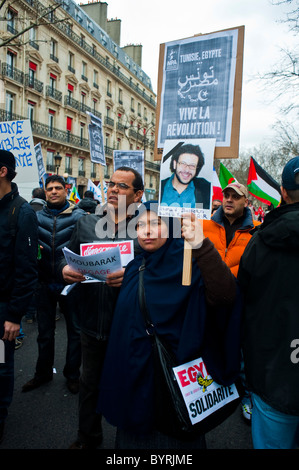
[173,357,239,426]
[80,240,134,267]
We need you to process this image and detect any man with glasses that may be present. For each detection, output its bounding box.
[160,143,211,209]
[22,175,86,394]
[60,166,144,449]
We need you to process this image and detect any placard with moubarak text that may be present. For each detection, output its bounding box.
[155,26,244,161]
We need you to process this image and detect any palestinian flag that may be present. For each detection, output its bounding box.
[247,157,281,207]
[69,184,81,204]
[219,162,236,189]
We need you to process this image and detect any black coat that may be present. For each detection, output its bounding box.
[0,183,38,323]
[238,203,299,415]
[37,202,86,283]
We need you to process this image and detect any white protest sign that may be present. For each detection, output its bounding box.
[0,119,40,201]
[62,246,122,282]
[80,240,134,267]
[173,357,239,426]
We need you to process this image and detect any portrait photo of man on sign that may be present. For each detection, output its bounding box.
[159,139,215,220]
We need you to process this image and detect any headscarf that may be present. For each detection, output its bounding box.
[97,201,242,434]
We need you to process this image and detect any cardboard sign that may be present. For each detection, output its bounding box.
[173,357,239,426]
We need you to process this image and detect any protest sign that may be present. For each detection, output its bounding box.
[155,26,244,161]
[0,119,40,200]
[87,112,106,166]
[34,143,46,182]
[80,240,134,267]
[62,246,122,282]
[113,150,145,181]
[173,357,239,426]
[158,138,215,220]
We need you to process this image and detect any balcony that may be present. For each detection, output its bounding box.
[46,86,62,102]
[25,75,44,93]
[1,63,24,85]
[104,116,114,128]
[117,122,125,133]
[78,170,85,176]
[68,65,75,74]
[50,54,59,63]
[104,145,113,156]
[7,24,18,35]
[81,74,88,82]
[65,167,72,175]
[64,95,80,111]
[46,164,56,172]
[90,171,96,178]
[29,40,39,51]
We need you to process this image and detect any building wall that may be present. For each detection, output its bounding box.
[0,0,160,199]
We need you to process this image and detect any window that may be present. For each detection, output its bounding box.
[49,73,56,91]
[67,83,74,99]
[107,80,111,97]
[46,150,54,171]
[66,116,72,132]
[28,61,37,87]
[50,39,58,62]
[28,101,35,122]
[65,155,72,174]
[80,123,85,144]
[118,88,123,105]
[131,97,135,112]
[7,8,17,34]
[6,50,15,77]
[29,26,38,49]
[82,62,87,81]
[48,110,55,137]
[68,52,75,73]
[137,102,141,116]
[6,92,14,119]
[93,70,98,88]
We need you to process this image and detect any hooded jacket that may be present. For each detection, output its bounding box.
[203,206,260,277]
[37,202,86,283]
[238,202,299,415]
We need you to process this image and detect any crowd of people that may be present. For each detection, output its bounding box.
[0,147,298,450]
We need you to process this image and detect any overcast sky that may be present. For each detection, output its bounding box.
[85,0,297,151]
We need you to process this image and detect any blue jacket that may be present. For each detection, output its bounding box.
[37,202,86,283]
[0,183,38,324]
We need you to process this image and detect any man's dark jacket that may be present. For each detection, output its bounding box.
[160,176,211,209]
[59,205,140,340]
[0,183,38,323]
[37,202,86,283]
[238,202,299,415]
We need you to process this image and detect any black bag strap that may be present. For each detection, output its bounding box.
[138,257,155,336]
[9,195,26,237]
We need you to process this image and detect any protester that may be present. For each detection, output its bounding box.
[238,156,299,449]
[29,187,46,212]
[97,201,243,449]
[203,181,260,422]
[22,175,86,394]
[24,187,47,324]
[78,190,98,214]
[61,166,144,449]
[0,150,38,444]
[160,143,211,209]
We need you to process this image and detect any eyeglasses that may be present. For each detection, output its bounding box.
[177,161,197,171]
[108,181,135,190]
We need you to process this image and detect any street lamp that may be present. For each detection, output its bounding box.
[54,152,62,175]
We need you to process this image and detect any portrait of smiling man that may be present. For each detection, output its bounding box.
[160,143,211,209]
